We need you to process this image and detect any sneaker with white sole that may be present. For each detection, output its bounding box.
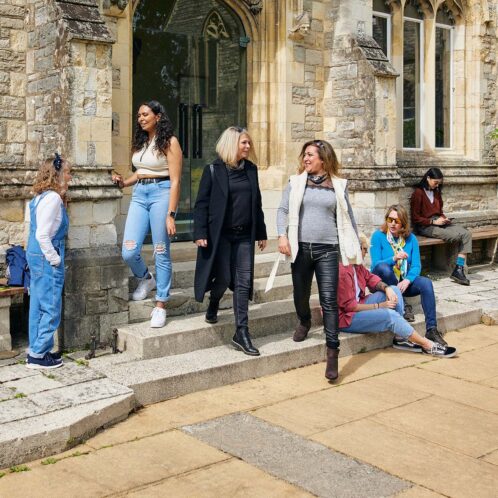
[26,352,63,369]
[422,341,457,358]
[150,307,167,328]
[392,337,423,353]
[132,273,156,301]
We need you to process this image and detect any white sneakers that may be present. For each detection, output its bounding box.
[132,273,156,301]
[132,274,166,327]
[150,307,167,328]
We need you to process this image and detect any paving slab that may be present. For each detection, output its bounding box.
[0,393,134,468]
[183,413,410,498]
[394,487,445,498]
[4,374,64,395]
[312,418,498,498]
[371,366,498,415]
[0,363,37,383]
[481,449,498,466]
[29,378,132,413]
[252,375,430,436]
[125,458,313,498]
[481,375,498,389]
[420,343,498,382]
[372,395,498,458]
[0,397,46,424]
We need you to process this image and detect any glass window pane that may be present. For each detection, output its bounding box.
[373,0,390,14]
[435,27,451,148]
[403,20,421,148]
[372,15,388,57]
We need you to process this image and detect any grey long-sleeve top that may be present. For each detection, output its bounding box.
[276,181,358,245]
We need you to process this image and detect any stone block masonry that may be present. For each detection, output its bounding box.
[0,0,27,249]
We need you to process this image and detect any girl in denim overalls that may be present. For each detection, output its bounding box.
[26,154,71,369]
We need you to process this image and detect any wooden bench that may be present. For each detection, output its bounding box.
[0,280,25,352]
[417,227,498,271]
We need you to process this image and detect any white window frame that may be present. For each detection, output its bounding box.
[372,11,392,61]
[402,17,424,151]
[434,23,454,150]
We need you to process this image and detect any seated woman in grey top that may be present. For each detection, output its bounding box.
[277,139,360,382]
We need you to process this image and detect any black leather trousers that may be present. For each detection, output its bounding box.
[210,231,252,329]
[291,242,340,349]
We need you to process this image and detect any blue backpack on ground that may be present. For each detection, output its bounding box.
[6,246,30,290]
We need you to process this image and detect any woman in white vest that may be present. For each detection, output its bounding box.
[276,139,362,381]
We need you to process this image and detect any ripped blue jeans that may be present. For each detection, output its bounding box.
[122,180,172,302]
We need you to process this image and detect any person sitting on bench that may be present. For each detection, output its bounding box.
[410,167,472,286]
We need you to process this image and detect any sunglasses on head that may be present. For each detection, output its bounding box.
[386,217,401,224]
[313,140,325,149]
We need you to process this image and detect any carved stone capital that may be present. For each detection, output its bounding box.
[102,0,130,17]
[243,0,263,15]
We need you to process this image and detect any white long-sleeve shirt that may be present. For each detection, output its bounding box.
[34,192,63,266]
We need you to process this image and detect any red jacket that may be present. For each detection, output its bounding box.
[338,263,381,329]
[410,187,444,227]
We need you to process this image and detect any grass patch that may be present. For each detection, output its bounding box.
[75,359,89,367]
[9,465,30,473]
[16,359,26,365]
[0,472,5,479]
[357,347,367,354]
[14,393,26,399]
[44,373,56,380]
[41,457,58,465]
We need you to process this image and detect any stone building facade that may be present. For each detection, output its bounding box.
[1,0,497,349]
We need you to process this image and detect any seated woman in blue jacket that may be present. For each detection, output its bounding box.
[370,204,446,346]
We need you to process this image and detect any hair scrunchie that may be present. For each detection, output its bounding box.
[53,153,63,171]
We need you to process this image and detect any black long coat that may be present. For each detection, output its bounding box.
[193,158,267,303]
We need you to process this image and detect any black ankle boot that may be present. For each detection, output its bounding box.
[205,299,220,324]
[450,265,470,286]
[232,327,260,356]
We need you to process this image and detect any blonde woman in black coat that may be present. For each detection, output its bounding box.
[193,126,267,356]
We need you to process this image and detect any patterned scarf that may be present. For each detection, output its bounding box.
[386,230,407,281]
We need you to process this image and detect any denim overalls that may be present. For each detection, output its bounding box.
[26,191,69,358]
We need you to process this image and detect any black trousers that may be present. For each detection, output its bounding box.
[291,242,340,349]
[210,231,252,329]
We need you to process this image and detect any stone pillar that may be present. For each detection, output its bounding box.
[322,0,399,234]
[26,0,129,350]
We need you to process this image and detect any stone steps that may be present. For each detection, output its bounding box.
[92,329,391,406]
[0,363,134,468]
[128,272,313,323]
[118,297,323,360]
[90,298,483,407]
[129,250,288,292]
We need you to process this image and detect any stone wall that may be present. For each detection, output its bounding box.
[0,0,28,271]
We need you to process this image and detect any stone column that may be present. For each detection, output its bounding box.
[26,0,129,350]
[322,0,399,233]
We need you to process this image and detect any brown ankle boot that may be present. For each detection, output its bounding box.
[293,320,311,342]
[325,347,339,381]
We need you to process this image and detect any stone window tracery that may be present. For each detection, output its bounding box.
[372,0,464,152]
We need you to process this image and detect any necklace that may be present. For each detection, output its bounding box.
[308,173,327,185]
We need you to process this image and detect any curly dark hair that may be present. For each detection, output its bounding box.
[132,100,174,155]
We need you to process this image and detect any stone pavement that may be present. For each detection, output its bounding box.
[0,322,497,497]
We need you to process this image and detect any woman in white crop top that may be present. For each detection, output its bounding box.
[112,100,183,328]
